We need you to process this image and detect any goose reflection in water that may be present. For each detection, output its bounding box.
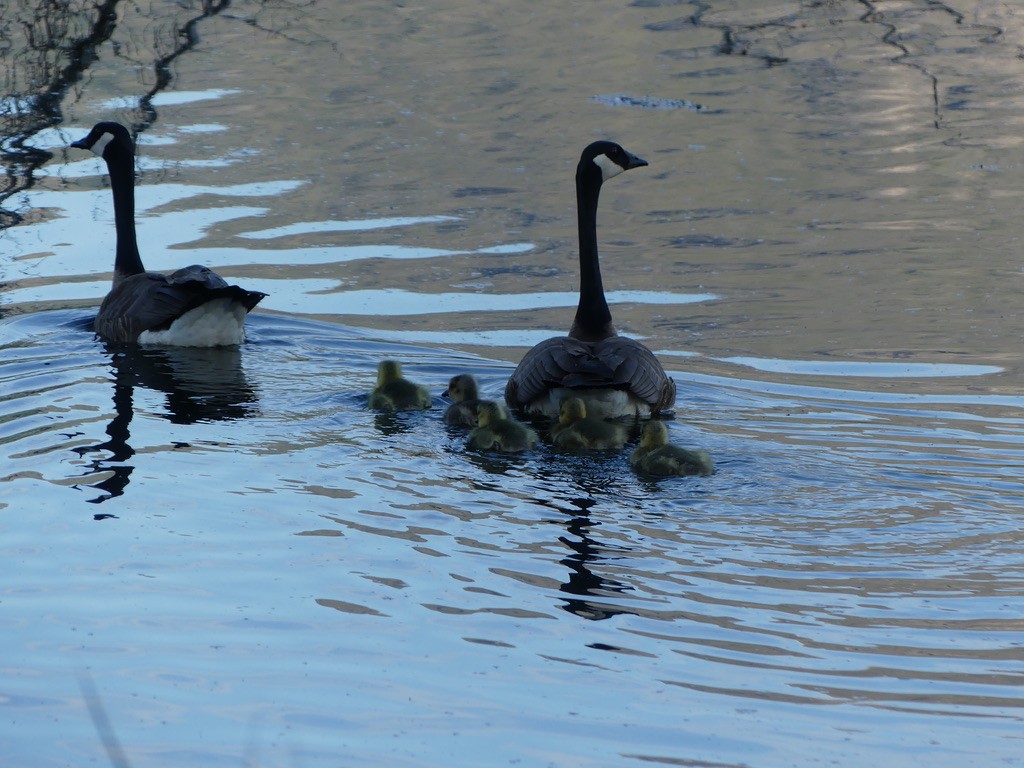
[540,497,634,622]
[73,344,259,506]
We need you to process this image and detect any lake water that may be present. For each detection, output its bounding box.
[2,1,1023,766]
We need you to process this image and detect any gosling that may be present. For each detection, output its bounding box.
[551,396,628,451]
[467,401,538,452]
[630,421,714,477]
[369,360,431,412]
[443,373,483,427]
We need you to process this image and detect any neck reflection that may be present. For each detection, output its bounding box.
[73,344,259,507]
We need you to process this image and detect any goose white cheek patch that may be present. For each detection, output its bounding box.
[90,132,115,157]
[593,153,624,181]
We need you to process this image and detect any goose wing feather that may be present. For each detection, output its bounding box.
[599,336,677,412]
[505,335,675,412]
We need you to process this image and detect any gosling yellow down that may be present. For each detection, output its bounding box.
[467,401,538,452]
[630,421,713,477]
[551,396,628,451]
[443,373,483,427]
[369,360,431,412]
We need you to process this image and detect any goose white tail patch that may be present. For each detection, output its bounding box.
[138,298,247,347]
[91,132,115,157]
[593,153,625,181]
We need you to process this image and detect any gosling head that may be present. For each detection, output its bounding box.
[558,396,588,425]
[70,121,133,160]
[376,360,404,386]
[476,401,507,427]
[447,374,479,402]
[640,420,670,448]
[579,140,648,185]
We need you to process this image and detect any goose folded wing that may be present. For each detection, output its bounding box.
[99,272,265,340]
[169,265,266,312]
[593,337,677,411]
[96,273,174,340]
[506,336,624,405]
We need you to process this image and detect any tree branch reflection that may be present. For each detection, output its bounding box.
[0,0,235,227]
[0,0,120,226]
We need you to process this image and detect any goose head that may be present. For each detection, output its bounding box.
[71,122,134,162]
[476,401,507,427]
[578,141,648,186]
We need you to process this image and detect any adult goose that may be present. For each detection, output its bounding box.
[504,141,676,420]
[71,121,266,346]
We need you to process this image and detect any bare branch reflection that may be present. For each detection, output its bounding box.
[0,0,119,226]
[0,0,237,226]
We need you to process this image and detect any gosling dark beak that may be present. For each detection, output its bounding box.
[626,152,648,170]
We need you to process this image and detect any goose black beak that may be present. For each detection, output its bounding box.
[626,152,648,170]
[70,138,88,150]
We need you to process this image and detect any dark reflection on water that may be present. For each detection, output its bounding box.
[372,410,428,438]
[71,342,259,504]
[549,497,635,622]
[103,343,258,425]
[0,0,118,225]
[72,375,134,506]
[0,0,244,224]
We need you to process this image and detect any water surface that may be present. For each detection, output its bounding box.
[2,1,1023,766]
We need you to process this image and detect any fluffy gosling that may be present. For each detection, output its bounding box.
[630,421,713,477]
[467,401,538,452]
[443,373,483,427]
[369,360,431,412]
[551,396,628,451]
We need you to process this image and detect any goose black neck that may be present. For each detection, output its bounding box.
[570,167,615,341]
[105,141,144,279]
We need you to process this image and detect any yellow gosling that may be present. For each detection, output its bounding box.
[551,396,628,451]
[467,401,538,453]
[443,373,483,427]
[630,421,713,477]
[369,360,431,412]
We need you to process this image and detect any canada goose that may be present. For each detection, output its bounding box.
[443,373,483,427]
[70,121,265,346]
[369,360,432,412]
[467,401,538,452]
[504,141,676,420]
[630,420,713,477]
[550,396,628,451]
